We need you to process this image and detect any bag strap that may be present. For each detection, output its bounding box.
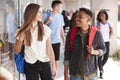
[97,21,111,27]
[46,12,52,26]
[107,22,111,27]
[97,21,100,27]
[21,45,25,56]
[47,12,51,18]
[88,26,98,46]
[88,26,98,60]
[70,27,77,53]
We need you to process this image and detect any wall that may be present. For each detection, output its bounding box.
[0,0,6,34]
[40,0,65,12]
[64,0,81,12]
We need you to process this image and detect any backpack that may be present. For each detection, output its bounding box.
[70,26,98,60]
[14,45,25,74]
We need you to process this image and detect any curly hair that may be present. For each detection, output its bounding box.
[97,10,108,21]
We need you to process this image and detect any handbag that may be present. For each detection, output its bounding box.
[14,45,25,74]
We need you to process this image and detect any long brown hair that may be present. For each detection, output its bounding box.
[16,3,44,46]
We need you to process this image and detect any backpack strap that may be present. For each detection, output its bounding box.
[97,21,100,27]
[46,12,52,26]
[107,22,111,27]
[96,21,101,30]
[70,27,77,53]
[88,26,98,60]
[47,12,51,18]
[97,21,111,27]
[88,26,98,46]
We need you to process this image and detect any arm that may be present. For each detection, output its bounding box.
[46,37,56,77]
[42,12,52,25]
[44,17,52,25]
[64,65,69,80]
[87,31,106,56]
[14,32,25,54]
[60,27,65,46]
[109,27,113,37]
[64,31,71,80]
[87,46,100,56]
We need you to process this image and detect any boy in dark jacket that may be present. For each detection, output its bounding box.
[64,8,106,80]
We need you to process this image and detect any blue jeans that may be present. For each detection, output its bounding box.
[70,75,97,80]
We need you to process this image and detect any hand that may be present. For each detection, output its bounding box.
[48,17,52,21]
[46,17,52,24]
[87,45,100,55]
[87,45,94,54]
[64,72,70,80]
[52,66,57,80]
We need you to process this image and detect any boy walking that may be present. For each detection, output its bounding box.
[64,8,106,80]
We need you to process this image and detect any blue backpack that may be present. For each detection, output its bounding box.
[14,45,25,74]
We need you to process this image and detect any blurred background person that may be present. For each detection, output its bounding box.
[5,0,18,66]
[69,10,78,30]
[62,10,70,32]
[96,10,113,79]
[42,0,65,79]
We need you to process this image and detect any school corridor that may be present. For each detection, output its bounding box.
[0,0,120,80]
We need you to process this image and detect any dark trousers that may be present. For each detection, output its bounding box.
[25,60,53,80]
[98,42,110,71]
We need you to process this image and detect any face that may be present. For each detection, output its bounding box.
[99,12,106,21]
[75,11,90,27]
[54,4,62,13]
[35,7,42,22]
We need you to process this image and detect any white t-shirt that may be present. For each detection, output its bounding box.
[96,21,113,42]
[24,25,52,64]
